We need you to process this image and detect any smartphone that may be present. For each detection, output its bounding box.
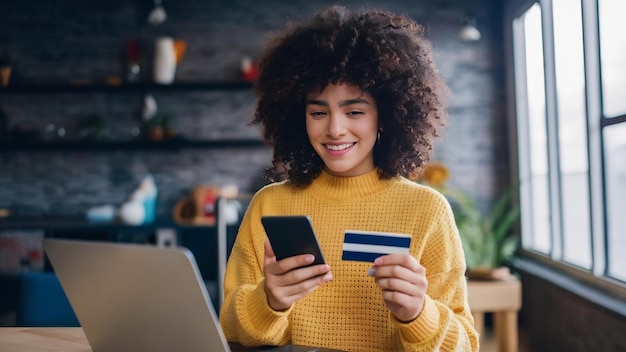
[261,215,326,266]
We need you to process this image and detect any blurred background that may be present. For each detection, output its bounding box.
[0,1,624,351]
[0,0,508,218]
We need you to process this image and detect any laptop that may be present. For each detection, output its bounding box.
[43,238,342,352]
[43,238,232,352]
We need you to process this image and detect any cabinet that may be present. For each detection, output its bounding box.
[0,81,264,152]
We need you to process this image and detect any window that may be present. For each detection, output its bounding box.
[598,0,626,282]
[604,123,626,281]
[508,0,626,290]
[552,0,591,269]
[513,3,551,254]
[598,0,626,117]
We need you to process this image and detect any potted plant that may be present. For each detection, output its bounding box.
[418,163,521,280]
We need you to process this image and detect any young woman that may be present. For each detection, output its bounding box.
[219,5,479,351]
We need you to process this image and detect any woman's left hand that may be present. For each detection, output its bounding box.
[370,254,428,323]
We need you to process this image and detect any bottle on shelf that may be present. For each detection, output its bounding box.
[127,39,141,83]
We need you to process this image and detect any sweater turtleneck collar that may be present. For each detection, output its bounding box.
[306,168,394,201]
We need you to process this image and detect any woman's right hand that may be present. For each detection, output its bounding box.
[263,238,333,311]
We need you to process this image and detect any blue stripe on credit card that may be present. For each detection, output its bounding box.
[342,230,412,262]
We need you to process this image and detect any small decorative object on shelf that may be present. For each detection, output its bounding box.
[172,184,241,226]
[119,174,158,225]
[0,67,10,87]
[43,123,66,141]
[153,37,177,84]
[173,185,219,226]
[136,94,177,142]
[241,56,259,82]
[174,39,186,65]
[144,113,178,142]
[139,93,158,138]
[0,230,45,273]
[158,113,177,140]
[147,0,167,25]
[78,114,108,140]
[137,174,158,223]
[119,200,145,225]
[153,37,186,84]
[127,39,141,83]
[0,46,15,88]
[85,204,116,223]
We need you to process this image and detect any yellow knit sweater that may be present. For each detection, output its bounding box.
[220,169,479,351]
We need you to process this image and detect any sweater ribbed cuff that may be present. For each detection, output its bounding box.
[395,295,440,342]
[241,280,292,334]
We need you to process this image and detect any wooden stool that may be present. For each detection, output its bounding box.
[467,276,522,352]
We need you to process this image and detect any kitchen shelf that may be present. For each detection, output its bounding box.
[0,80,262,152]
[0,138,266,151]
[0,81,254,94]
[0,214,218,230]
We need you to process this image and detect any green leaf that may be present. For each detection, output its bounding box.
[496,235,519,267]
[422,178,521,269]
[492,205,520,244]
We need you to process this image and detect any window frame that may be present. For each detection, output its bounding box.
[504,0,626,301]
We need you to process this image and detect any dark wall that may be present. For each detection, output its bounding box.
[0,0,508,219]
[516,266,626,351]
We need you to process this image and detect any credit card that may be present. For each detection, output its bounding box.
[342,230,412,262]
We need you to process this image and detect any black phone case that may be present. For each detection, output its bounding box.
[261,215,326,266]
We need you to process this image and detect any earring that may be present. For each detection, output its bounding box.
[377,131,381,146]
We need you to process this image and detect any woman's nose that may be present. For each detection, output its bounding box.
[326,114,346,137]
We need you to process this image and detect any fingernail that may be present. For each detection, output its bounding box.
[367,267,375,277]
[374,257,382,265]
[306,255,315,262]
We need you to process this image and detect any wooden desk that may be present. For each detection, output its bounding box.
[0,327,90,352]
[0,327,339,352]
[467,276,522,352]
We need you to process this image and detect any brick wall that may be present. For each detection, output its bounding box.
[0,0,508,218]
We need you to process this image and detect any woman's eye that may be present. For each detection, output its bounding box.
[347,111,364,117]
[309,111,327,118]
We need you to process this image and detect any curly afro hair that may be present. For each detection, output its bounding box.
[252,5,450,187]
